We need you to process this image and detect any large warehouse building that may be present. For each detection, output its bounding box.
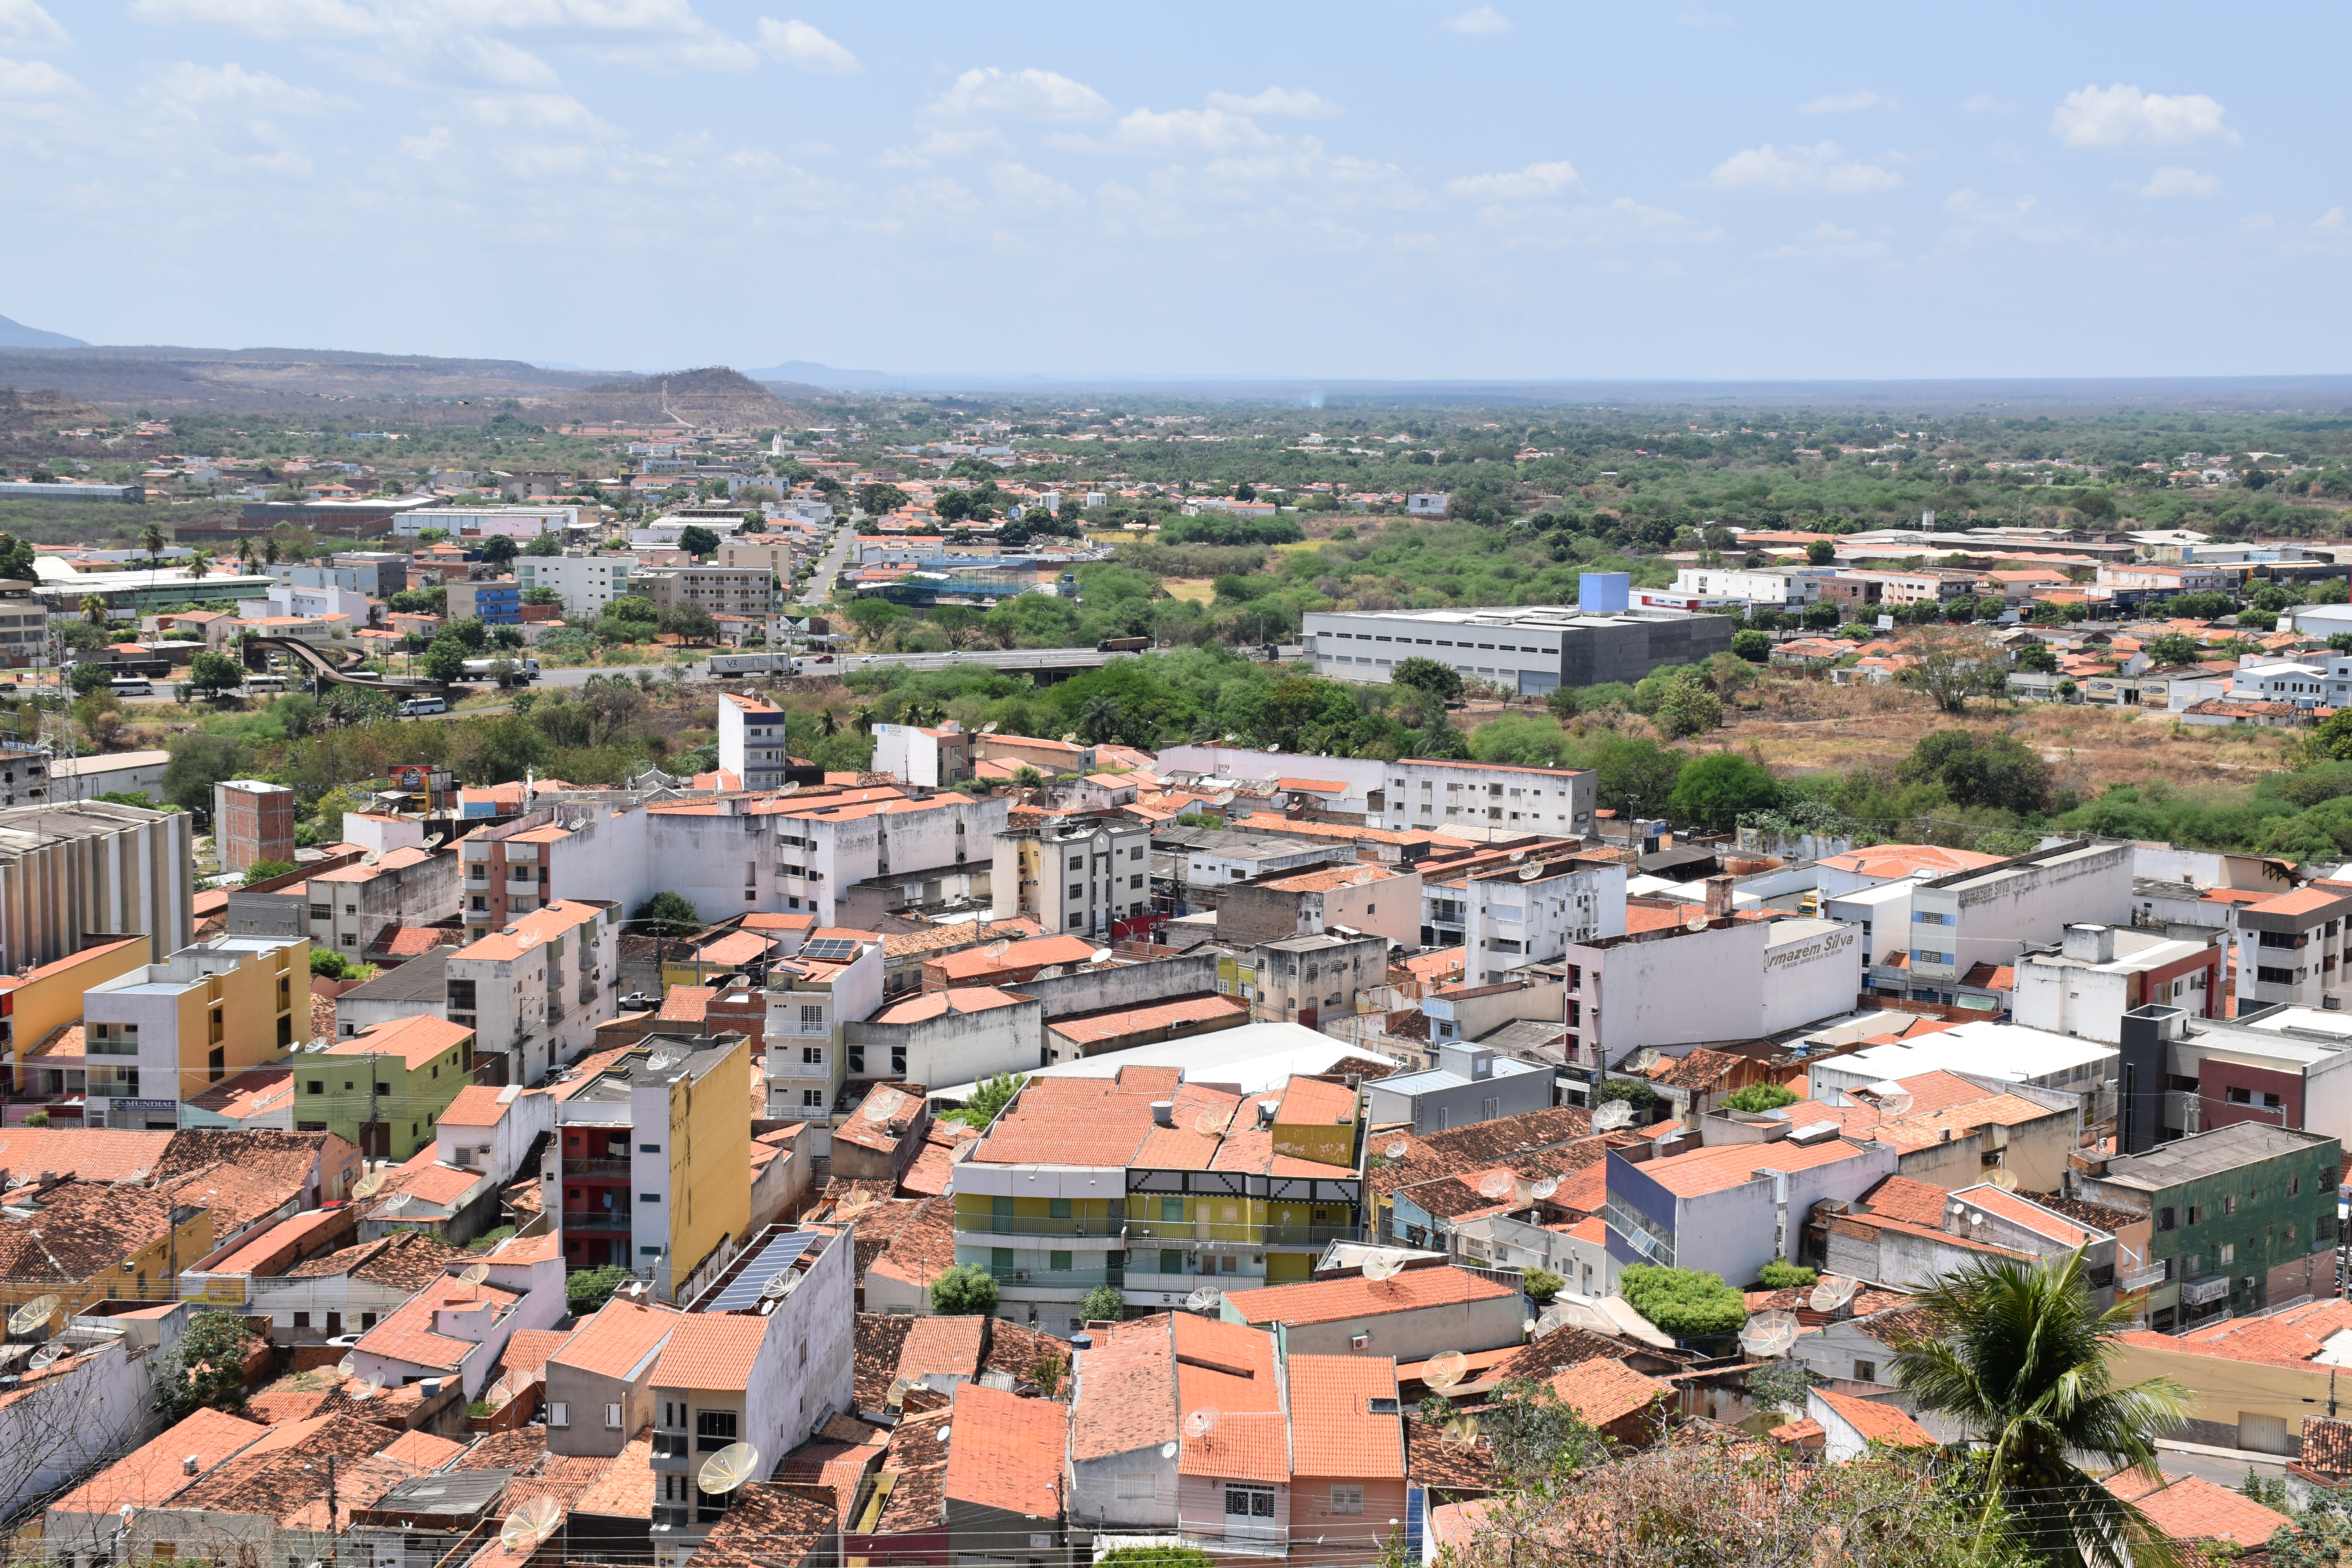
[1300,605,1735,695]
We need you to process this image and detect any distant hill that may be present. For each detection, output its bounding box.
[0,387,105,434]
[559,366,805,428]
[0,314,88,350]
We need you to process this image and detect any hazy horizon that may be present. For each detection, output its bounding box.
[4,0,2347,383]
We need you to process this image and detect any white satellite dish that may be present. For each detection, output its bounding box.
[352,1170,387,1200]
[886,1377,914,1403]
[1739,1312,1800,1359]
[864,1094,899,1123]
[335,1353,356,1377]
[8,1294,60,1337]
[1530,1177,1560,1202]
[1192,1108,1231,1135]
[1809,1275,1860,1313]
[1986,1167,2020,1192]
[1183,1289,1223,1313]
[1385,1138,1410,1161]
[1865,1080,1913,1118]
[1441,1413,1482,1451]
[1090,948,1113,964]
[457,1261,490,1294]
[27,1344,65,1371]
[1423,1350,1468,1392]
[1628,1049,1663,1074]
[348,1374,385,1403]
[1159,1441,1178,1459]
[1535,1305,1572,1336]
[698,1443,761,1495]
[1183,1408,1221,1439]
[760,1269,798,1302]
[1361,1251,1406,1282]
[1683,909,1708,932]
[1475,1171,1514,1201]
[1592,1100,1636,1132]
[497,1495,561,1554]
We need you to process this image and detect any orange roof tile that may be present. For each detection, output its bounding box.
[1223,1266,1517,1327]
[438,1085,512,1127]
[1635,1135,1869,1198]
[330,1013,474,1070]
[51,1407,264,1517]
[650,1313,769,1392]
[1044,993,1247,1047]
[550,1298,681,1380]
[2104,1472,2292,1546]
[354,1276,520,1373]
[1546,1359,1671,1429]
[1288,1354,1406,1479]
[943,1382,1067,1515]
[1815,1389,1934,1447]
[874,987,1029,1025]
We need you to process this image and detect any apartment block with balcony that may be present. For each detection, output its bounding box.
[82,935,310,1128]
[515,553,634,617]
[952,1066,1366,1334]
[447,579,523,625]
[549,1031,751,1298]
[717,693,791,793]
[989,811,1153,938]
[1371,757,1593,836]
[761,930,880,1119]
[2232,886,2352,1016]
[446,899,621,1088]
[648,1225,854,1563]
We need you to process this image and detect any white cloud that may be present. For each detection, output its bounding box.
[2319,207,2349,232]
[1676,5,1734,27]
[0,54,77,94]
[1205,86,1339,118]
[129,0,382,36]
[146,59,351,113]
[1444,6,1511,34]
[2051,83,2239,149]
[1063,105,1272,154]
[1445,160,1579,201]
[462,91,611,134]
[926,65,1110,122]
[1962,94,2013,113]
[1470,194,1722,250]
[445,36,558,87]
[990,160,1082,209]
[1939,186,2087,248]
[1798,89,1885,114]
[756,18,857,75]
[2129,165,2221,199]
[0,0,67,47]
[1764,221,1889,262]
[1704,140,1900,194]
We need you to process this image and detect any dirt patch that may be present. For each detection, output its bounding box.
[1162,578,1215,604]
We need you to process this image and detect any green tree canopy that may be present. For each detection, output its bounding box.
[931,1264,1001,1316]
[1669,751,1782,825]
[186,649,245,697]
[163,733,244,820]
[632,890,700,935]
[1619,1266,1747,1339]
[1731,628,1771,662]
[1900,729,2054,816]
[479,536,520,566]
[566,1265,630,1316]
[1722,1082,1799,1113]
[2141,633,2202,668]
[942,1072,1025,1129]
[155,1310,256,1421]
[1389,656,1463,702]
[676,525,721,559]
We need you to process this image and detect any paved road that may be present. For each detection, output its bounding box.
[799,524,857,606]
[816,648,1136,676]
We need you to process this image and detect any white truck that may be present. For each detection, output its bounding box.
[706,652,802,677]
[461,655,540,685]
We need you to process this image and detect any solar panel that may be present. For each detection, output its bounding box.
[707,1230,818,1311]
[800,938,859,962]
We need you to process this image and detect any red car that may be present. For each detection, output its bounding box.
[812,654,835,663]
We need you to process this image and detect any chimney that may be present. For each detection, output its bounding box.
[1704,875,1735,921]
[1151,1101,1174,1128]
[1944,1200,1965,1236]
[183,1455,200,1476]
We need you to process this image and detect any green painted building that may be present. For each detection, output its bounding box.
[2078,1121,2341,1332]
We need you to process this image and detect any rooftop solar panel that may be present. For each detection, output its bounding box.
[800,938,860,962]
[707,1229,818,1311]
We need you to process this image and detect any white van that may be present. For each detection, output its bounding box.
[399,696,448,716]
[108,677,154,697]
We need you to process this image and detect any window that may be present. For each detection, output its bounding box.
[447,979,477,1011]
[1161,1196,1184,1221]
[1225,1485,1276,1524]
[1050,1250,1073,1271]
[604,1403,624,1430]
[800,1004,824,1031]
[2228,1087,2251,1104]
[1069,884,1083,899]
[2223,1194,2238,1216]
[293,1312,311,1329]
[641,1143,661,1154]
[549,1402,571,1428]
[307,1080,324,1096]
[696,1410,739,1451]
[802,1046,824,1065]
[1330,1485,1364,1515]
[1117,1474,1155,1500]
[2220,1243,2236,1265]
[802,1089,823,1108]
[2157,1205,2178,1232]
[2293,1175,2304,1197]
[640,1192,661,1203]
[2187,1205,2202,1225]
[1853,1359,1876,1383]
[1049,1198,1072,1219]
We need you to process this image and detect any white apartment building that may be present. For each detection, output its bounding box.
[1371,758,1595,837]
[1669,566,1835,606]
[446,899,622,1087]
[1460,854,1628,985]
[763,935,883,1118]
[516,553,634,617]
[717,692,791,792]
[991,813,1153,936]
[772,791,1010,927]
[2231,657,2352,710]
[1900,841,2134,1003]
[392,506,581,537]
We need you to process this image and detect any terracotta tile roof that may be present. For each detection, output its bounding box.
[1261,863,1403,894]
[1546,1359,1671,1432]
[854,1314,916,1412]
[1815,1389,1934,1447]
[1641,1047,1744,1092]
[1769,1417,1825,1449]
[330,1012,475,1070]
[241,1385,339,1425]
[439,1085,514,1127]
[0,1181,179,1285]
[51,1407,265,1517]
[356,1275,520,1374]
[2252,887,2350,918]
[550,1298,681,1380]
[695,1482,839,1568]
[1494,1326,1694,1387]
[488,1327,571,1387]
[164,1413,407,1528]
[742,911,819,932]
[1636,1136,1868,1199]
[2306,1415,2352,1477]
[870,1410,951,1533]
[926,932,1100,982]
[1181,1409,1289,1483]
[1046,993,1249,1048]
[898,1315,985,1384]
[569,1430,656,1519]
[379,1428,467,1469]
[1857,1174,1963,1228]
[453,1426,550,1472]
[857,1196,958,1297]
[1069,1314,1177,1461]
[659,985,715,1024]
[453,899,606,964]
[1405,1414,1496,1492]
[650,1312,769,1392]
[286,1230,469,1287]
[1288,1354,1405,1478]
[943,1381,1067,1515]
[872,986,1028,1025]
[979,1319,1067,1389]
[2103,1471,2290,1546]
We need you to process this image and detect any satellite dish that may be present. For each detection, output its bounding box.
[1809,1275,1860,1313]
[1361,1251,1406,1282]
[1183,1408,1221,1439]
[864,1094,899,1123]
[697,1443,761,1495]
[1987,1167,2020,1192]
[352,1171,387,1200]
[985,940,1010,961]
[1090,948,1113,964]
[1684,908,1708,932]
[1475,1171,1514,1201]
[1183,1289,1224,1313]
[497,1495,562,1554]
[1192,1108,1230,1135]
[8,1294,60,1336]
[27,1344,65,1370]
[760,1269,798,1302]
[1592,1100,1636,1132]
[1160,1441,1178,1459]
[1628,1049,1663,1075]
[1060,732,1079,744]
[1530,1177,1560,1202]
[887,1377,914,1403]
[459,1261,490,1288]
[1385,1138,1410,1160]
[348,1374,385,1403]
[834,1189,876,1217]
[1423,1351,1468,1392]
[336,1353,356,1377]
[1739,1311,1800,1359]
[1535,1305,1572,1336]
[1441,1413,1482,1450]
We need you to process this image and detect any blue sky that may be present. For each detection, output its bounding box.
[3,0,2345,381]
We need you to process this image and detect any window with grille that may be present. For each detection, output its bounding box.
[1330,1486,1363,1515]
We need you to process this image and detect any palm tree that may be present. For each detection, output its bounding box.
[140,524,167,572]
[851,704,875,736]
[819,708,838,738]
[263,539,281,567]
[78,593,108,628]
[1892,1249,2190,1568]
[1078,695,1122,745]
[186,549,211,580]
[236,538,257,573]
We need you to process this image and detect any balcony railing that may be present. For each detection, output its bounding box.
[652,1433,688,1459]
[1123,1220,1361,1249]
[2116,1263,2169,1293]
[562,1210,632,1232]
[563,1158,630,1176]
[987,1265,1124,1288]
[953,1214,1125,1239]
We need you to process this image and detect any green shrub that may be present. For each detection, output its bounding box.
[1598,1078,1661,1121]
[1722,1083,1799,1114]
[931,1264,1001,1316]
[566,1265,630,1317]
[1757,1260,1818,1290]
[1522,1267,1565,1305]
[1619,1266,1747,1339]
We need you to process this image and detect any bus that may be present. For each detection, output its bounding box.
[245,675,289,694]
[108,677,153,697]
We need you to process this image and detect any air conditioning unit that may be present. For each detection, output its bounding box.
[1350,1333,1370,1350]
[1013,1270,1030,1282]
